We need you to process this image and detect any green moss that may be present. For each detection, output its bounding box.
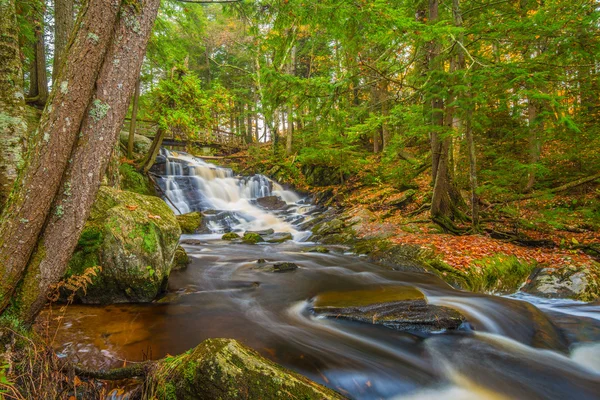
[147,338,344,400]
[172,246,189,270]
[176,212,202,234]
[119,163,153,195]
[222,232,240,240]
[242,232,263,244]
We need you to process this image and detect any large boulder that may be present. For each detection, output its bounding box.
[147,338,345,400]
[66,186,181,304]
[310,286,466,333]
[119,131,152,156]
[523,264,600,302]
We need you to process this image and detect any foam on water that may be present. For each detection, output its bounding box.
[155,149,312,239]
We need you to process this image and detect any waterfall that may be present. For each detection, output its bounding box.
[153,149,312,239]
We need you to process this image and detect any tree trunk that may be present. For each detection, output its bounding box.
[0,0,27,207]
[127,76,141,159]
[286,105,293,155]
[27,21,49,106]
[0,0,122,314]
[141,128,166,174]
[524,96,542,192]
[428,0,462,224]
[53,0,74,82]
[380,80,390,150]
[10,0,161,322]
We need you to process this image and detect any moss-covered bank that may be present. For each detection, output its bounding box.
[66,186,181,303]
[146,338,345,400]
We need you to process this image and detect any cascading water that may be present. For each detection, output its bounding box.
[48,153,600,399]
[153,149,310,239]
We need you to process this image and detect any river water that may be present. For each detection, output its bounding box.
[50,151,600,399]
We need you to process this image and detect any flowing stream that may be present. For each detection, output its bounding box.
[51,150,600,399]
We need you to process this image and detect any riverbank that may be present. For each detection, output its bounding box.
[227,149,600,302]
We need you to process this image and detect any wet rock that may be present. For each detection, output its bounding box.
[180,239,204,245]
[523,264,600,301]
[66,186,181,304]
[176,211,202,233]
[272,262,298,272]
[306,246,330,253]
[147,338,345,400]
[256,259,267,264]
[310,287,465,333]
[263,232,293,243]
[242,232,263,244]
[314,218,345,236]
[222,232,241,241]
[172,246,189,271]
[256,196,287,210]
[246,228,275,235]
[255,262,299,273]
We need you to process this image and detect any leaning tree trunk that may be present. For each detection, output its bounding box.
[0,0,27,208]
[10,0,161,322]
[0,0,122,314]
[53,0,74,82]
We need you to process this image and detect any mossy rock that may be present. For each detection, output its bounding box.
[147,338,345,400]
[242,232,263,244]
[119,163,154,195]
[176,212,202,234]
[119,131,152,156]
[172,246,190,271]
[67,186,181,304]
[523,262,600,302]
[222,232,241,240]
[306,246,329,253]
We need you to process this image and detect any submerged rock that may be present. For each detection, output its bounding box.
[222,232,241,241]
[246,228,275,235]
[172,246,190,271]
[256,195,287,210]
[272,262,298,272]
[306,246,330,253]
[311,287,465,333]
[242,232,263,244]
[263,232,293,243]
[67,186,181,304]
[255,262,299,273]
[176,211,202,233]
[147,338,345,399]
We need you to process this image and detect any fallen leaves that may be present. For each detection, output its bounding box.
[125,205,138,211]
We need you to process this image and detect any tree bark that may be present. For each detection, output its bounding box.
[0,0,27,207]
[11,0,161,322]
[127,76,141,159]
[428,0,464,225]
[141,128,166,174]
[524,96,542,192]
[53,0,74,82]
[0,0,122,314]
[27,19,49,107]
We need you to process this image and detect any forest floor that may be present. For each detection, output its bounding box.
[226,150,600,293]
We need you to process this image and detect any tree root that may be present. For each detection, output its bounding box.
[72,361,154,380]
